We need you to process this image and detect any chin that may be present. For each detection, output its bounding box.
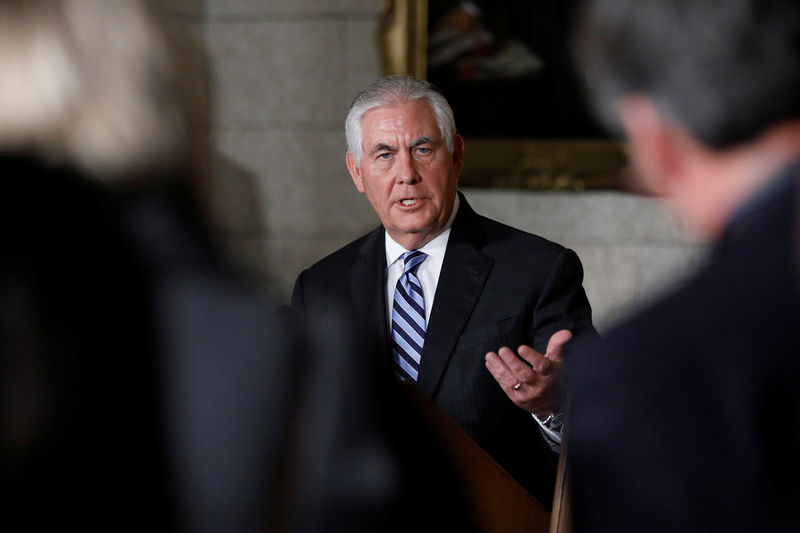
[399,218,437,233]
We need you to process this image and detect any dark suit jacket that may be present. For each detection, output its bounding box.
[292,192,597,506]
[567,165,800,532]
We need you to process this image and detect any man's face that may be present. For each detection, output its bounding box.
[346,99,463,250]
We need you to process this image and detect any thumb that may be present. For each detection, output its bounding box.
[546,329,572,361]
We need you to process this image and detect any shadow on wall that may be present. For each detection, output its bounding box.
[155,3,273,295]
[208,150,275,291]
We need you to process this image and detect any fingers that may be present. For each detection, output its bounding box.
[498,346,537,383]
[486,340,566,415]
[485,347,535,391]
[516,329,571,377]
[517,345,553,375]
[486,329,573,389]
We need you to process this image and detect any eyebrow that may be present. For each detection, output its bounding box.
[410,136,436,148]
[370,142,397,155]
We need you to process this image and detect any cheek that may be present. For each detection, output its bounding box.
[428,167,458,197]
[362,179,392,208]
[360,168,386,192]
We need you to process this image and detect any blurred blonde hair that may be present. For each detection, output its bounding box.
[0,0,193,181]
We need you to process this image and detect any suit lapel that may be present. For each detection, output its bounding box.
[416,195,493,397]
[348,227,390,356]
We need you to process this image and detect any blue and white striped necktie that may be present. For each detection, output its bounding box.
[391,250,427,382]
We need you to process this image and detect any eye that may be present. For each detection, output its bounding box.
[377,152,392,160]
[416,146,432,155]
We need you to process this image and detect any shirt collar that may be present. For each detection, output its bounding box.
[385,194,460,267]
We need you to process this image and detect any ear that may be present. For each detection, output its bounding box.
[451,134,465,181]
[618,95,686,196]
[346,151,365,194]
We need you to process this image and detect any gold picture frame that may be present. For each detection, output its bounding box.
[379,0,627,191]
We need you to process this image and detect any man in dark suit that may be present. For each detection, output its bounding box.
[567,1,800,531]
[291,75,597,506]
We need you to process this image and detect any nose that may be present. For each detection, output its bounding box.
[396,151,420,184]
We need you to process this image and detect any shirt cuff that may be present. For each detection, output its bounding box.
[532,411,564,453]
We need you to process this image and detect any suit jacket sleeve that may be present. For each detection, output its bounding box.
[530,247,598,357]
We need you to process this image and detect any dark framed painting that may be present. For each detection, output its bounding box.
[379,0,626,191]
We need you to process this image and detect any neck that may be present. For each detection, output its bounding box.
[390,229,444,251]
[681,121,800,239]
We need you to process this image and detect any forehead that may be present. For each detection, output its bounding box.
[360,100,442,145]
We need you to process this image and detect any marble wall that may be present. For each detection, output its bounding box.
[158,0,704,333]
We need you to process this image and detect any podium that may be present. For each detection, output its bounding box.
[399,383,569,533]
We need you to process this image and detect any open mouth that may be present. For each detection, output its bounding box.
[399,198,421,206]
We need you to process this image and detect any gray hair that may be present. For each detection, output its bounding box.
[0,0,193,181]
[573,0,800,148]
[345,75,457,166]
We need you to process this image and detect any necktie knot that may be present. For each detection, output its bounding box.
[402,250,427,276]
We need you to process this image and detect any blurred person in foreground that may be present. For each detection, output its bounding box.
[291,74,598,507]
[0,1,295,530]
[0,2,471,531]
[567,1,800,531]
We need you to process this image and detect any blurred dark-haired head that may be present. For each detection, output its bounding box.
[573,0,800,149]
